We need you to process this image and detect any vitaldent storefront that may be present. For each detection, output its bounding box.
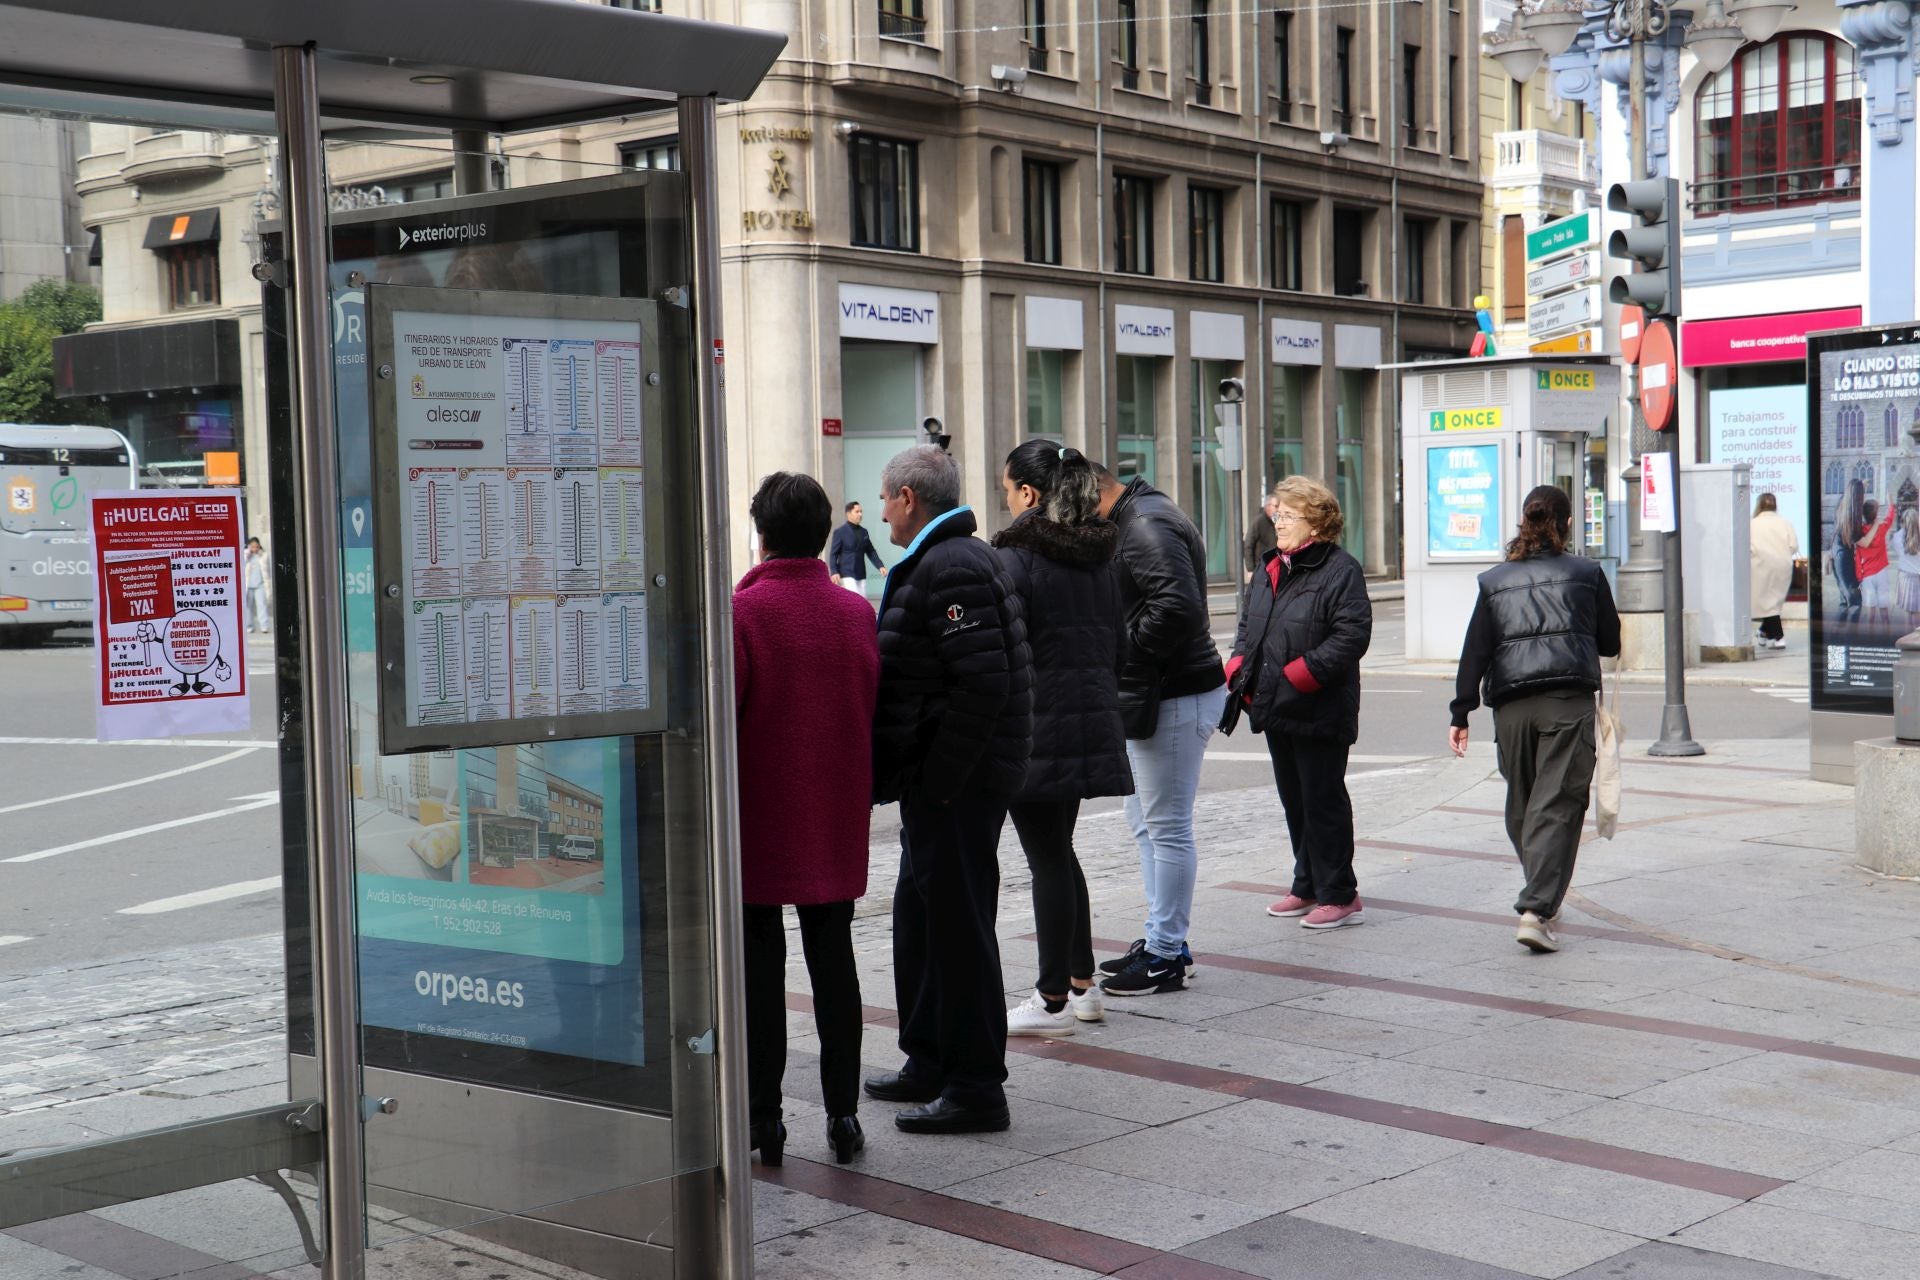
[1189,310,1246,579]
[1268,317,1324,494]
[1025,294,1084,442]
[837,280,938,591]
[1114,302,1174,484]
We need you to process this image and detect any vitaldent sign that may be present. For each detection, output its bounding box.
[838,283,940,343]
[1114,304,1175,356]
[1271,318,1324,366]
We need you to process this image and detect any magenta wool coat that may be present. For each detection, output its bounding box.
[733,556,880,906]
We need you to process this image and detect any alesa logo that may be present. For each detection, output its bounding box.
[426,407,483,423]
[397,220,489,250]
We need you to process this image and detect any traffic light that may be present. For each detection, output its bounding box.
[1606,178,1682,319]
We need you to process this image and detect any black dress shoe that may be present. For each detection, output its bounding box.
[749,1119,786,1167]
[863,1070,942,1103]
[893,1095,1011,1134]
[827,1115,865,1163]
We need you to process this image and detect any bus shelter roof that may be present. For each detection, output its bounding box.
[0,0,785,134]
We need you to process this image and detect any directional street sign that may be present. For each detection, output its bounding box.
[1527,286,1599,340]
[1525,210,1595,265]
[1529,330,1596,354]
[1526,251,1601,300]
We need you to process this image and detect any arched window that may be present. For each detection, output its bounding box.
[1695,34,1861,214]
[1888,403,1902,447]
[1825,462,1843,494]
[1854,460,1876,489]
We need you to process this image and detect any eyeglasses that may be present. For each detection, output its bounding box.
[1272,513,1309,526]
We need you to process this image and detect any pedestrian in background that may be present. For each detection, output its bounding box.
[1226,477,1372,931]
[243,537,270,634]
[1091,461,1226,996]
[865,445,1033,1134]
[1448,485,1620,955]
[1243,492,1279,582]
[993,440,1131,1037]
[734,472,880,1167]
[829,499,887,597]
[1749,492,1797,650]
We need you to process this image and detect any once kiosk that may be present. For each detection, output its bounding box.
[0,4,781,1278]
[1394,355,1621,662]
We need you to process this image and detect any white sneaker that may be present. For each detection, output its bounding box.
[1007,991,1076,1037]
[1516,911,1559,954]
[1066,985,1105,1023]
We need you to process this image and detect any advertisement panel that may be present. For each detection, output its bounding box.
[1427,445,1503,558]
[1707,385,1809,552]
[1807,325,1920,714]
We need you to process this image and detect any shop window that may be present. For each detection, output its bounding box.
[1117,0,1140,89]
[1024,159,1063,265]
[160,242,220,310]
[1269,365,1307,485]
[1189,358,1235,578]
[1694,35,1861,215]
[850,135,920,251]
[1114,173,1155,274]
[1027,349,1069,436]
[620,139,681,170]
[1335,28,1355,133]
[1116,356,1158,482]
[1337,371,1369,567]
[1274,13,1294,122]
[879,0,927,41]
[1191,0,1212,103]
[1332,207,1369,297]
[1270,197,1304,291]
[1188,184,1225,283]
[1403,217,1430,304]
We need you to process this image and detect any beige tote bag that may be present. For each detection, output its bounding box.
[1593,672,1623,840]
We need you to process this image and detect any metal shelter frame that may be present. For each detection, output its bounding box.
[0,4,782,1277]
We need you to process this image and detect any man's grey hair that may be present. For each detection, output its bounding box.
[881,444,961,513]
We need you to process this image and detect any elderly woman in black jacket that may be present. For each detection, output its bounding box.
[993,440,1133,1037]
[1227,476,1373,931]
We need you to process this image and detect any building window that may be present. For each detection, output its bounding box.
[1501,215,1525,322]
[610,0,662,11]
[850,135,920,251]
[1188,185,1225,282]
[1025,0,1049,71]
[1116,356,1157,483]
[1335,27,1355,132]
[1450,220,1472,307]
[386,170,454,203]
[1403,45,1421,144]
[1024,159,1063,265]
[878,0,926,42]
[620,139,681,170]
[1403,217,1430,304]
[1333,208,1368,296]
[1118,0,1140,88]
[161,243,220,310]
[1448,56,1462,154]
[1274,13,1294,121]
[1114,173,1155,274]
[1191,0,1212,102]
[1509,78,1526,129]
[1694,34,1861,214]
[1269,197,1304,291]
[1027,349,1068,435]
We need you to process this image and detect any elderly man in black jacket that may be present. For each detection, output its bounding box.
[863,444,1033,1134]
[1090,463,1226,997]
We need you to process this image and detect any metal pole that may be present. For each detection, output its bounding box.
[451,129,491,195]
[272,44,369,1279]
[676,93,754,1279]
[1614,16,1664,614]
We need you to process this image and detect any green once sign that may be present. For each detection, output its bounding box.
[1526,211,1594,264]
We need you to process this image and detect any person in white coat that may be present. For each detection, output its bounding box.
[1750,494,1797,650]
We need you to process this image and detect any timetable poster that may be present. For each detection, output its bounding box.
[393,312,652,735]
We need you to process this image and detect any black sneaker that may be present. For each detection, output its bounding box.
[1100,948,1187,997]
[1100,939,1198,981]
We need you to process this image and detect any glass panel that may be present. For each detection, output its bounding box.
[1189,358,1231,579]
[841,341,921,589]
[1337,370,1369,566]
[1027,348,1067,436]
[1269,365,1307,487]
[1115,355,1157,483]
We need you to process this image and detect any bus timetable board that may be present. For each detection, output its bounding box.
[368,285,669,754]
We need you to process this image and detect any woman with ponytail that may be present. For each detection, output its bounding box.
[993,439,1133,1034]
[1448,485,1621,955]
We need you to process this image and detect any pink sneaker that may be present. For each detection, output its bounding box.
[1266,895,1316,918]
[1301,900,1365,930]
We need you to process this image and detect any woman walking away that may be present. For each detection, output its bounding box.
[734,472,880,1166]
[1831,479,1866,622]
[1226,477,1373,931]
[994,440,1133,1034]
[1448,485,1620,955]
[1750,493,1797,650]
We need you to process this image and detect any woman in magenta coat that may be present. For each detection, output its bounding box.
[735,472,880,1167]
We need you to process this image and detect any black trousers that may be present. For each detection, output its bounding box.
[1493,690,1596,919]
[894,787,1010,1108]
[1757,615,1784,640]
[1009,798,1092,998]
[1264,732,1358,907]
[743,900,862,1128]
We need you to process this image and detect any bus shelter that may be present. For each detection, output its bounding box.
[0,3,781,1277]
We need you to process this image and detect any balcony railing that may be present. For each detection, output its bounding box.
[1025,41,1049,72]
[1689,164,1860,216]
[878,8,926,40]
[1492,129,1595,188]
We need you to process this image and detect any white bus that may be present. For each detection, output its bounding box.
[0,424,136,644]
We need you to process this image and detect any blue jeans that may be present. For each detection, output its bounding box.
[1123,685,1227,959]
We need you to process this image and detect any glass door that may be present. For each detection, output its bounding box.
[840,341,922,594]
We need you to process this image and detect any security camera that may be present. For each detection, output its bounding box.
[922,416,951,451]
[989,65,1029,88]
[1217,377,1246,404]
[1319,131,1351,150]
[833,121,861,139]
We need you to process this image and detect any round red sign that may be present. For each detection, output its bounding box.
[1640,319,1678,432]
[1619,303,1646,365]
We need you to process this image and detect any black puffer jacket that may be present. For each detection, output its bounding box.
[992,511,1133,804]
[873,508,1034,805]
[1230,541,1373,743]
[1108,478,1226,739]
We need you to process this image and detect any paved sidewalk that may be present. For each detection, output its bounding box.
[8,735,1919,1279]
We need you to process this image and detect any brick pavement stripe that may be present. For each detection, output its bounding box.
[4,1215,266,1280]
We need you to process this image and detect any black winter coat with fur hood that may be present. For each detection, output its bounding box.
[992,511,1134,804]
